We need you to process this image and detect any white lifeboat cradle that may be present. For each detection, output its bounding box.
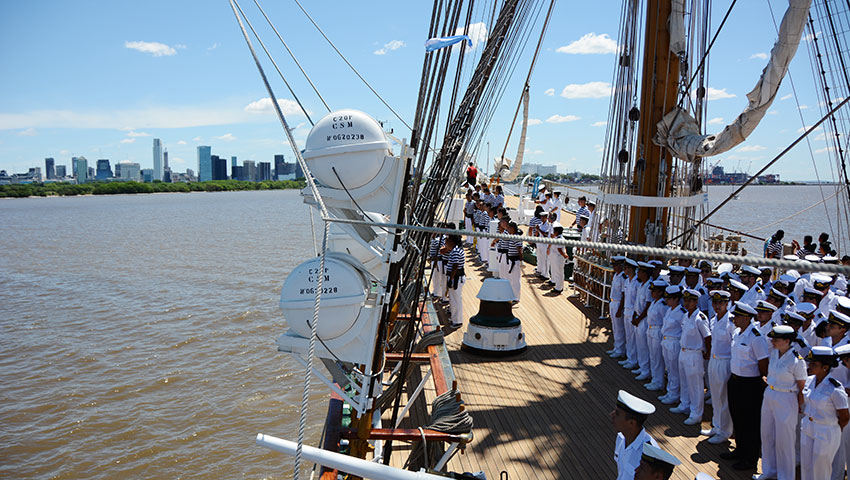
[276,109,410,423]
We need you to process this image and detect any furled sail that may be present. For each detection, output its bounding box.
[494,88,530,181]
[654,0,813,160]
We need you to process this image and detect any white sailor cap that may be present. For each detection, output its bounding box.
[727,279,748,292]
[669,265,685,273]
[783,311,805,324]
[625,258,639,268]
[824,255,840,263]
[803,287,825,298]
[812,274,833,287]
[554,190,562,195]
[658,273,670,283]
[706,277,724,286]
[539,211,549,216]
[538,184,546,190]
[612,255,626,263]
[778,273,797,284]
[810,346,836,361]
[760,266,773,274]
[698,259,712,269]
[732,301,758,317]
[795,302,817,317]
[649,259,664,267]
[783,254,800,262]
[578,213,590,221]
[804,254,822,263]
[837,296,850,311]
[768,287,788,299]
[682,288,701,300]
[709,289,731,301]
[768,325,796,340]
[741,265,761,276]
[755,300,778,313]
[835,344,850,357]
[786,269,801,279]
[638,261,654,269]
[684,266,701,275]
[828,310,850,328]
[717,263,733,274]
[552,222,563,229]
[664,285,682,297]
[617,390,656,416]
[651,279,669,289]
[640,443,681,470]
[695,473,716,480]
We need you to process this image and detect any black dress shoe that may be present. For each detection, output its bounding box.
[732,461,756,470]
[719,451,739,460]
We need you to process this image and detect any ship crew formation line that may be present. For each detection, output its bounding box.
[411,188,850,480]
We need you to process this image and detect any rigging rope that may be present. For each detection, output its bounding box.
[292,0,413,131]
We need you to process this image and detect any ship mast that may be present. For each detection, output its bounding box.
[630,0,679,246]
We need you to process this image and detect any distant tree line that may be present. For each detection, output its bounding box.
[0,179,306,198]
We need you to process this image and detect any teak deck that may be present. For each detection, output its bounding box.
[386,196,755,480]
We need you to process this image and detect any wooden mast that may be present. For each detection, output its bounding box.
[629,0,679,246]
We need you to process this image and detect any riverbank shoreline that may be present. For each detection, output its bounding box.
[0,179,306,199]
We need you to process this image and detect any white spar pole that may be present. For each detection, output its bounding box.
[256,434,450,480]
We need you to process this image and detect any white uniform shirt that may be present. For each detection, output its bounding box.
[646,299,668,328]
[623,276,638,312]
[818,291,838,318]
[610,271,625,305]
[633,280,651,318]
[680,309,711,350]
[661,305,686,338]
[730,322,770,377]
[801,322,819,348]
[614,429,657,480]
[766,348,807,391]
[710,312,735,359]
[802,374,848,426]
[757,320,776,337]
[741,284,766,307]
[794,333,812,358]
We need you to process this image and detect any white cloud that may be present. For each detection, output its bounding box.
[816,147,835,154]
[749,52,768,60]
[591,121,606,127]
[126,131,150,137]
[16,127,37,136]
[120,138,136,144]
[60,149,69,155]
[798,125,821,133]
[803,31,822,42]
[546,114,581,123]
[556,33,618,55]
[737,144,766,152]
[527,118,543,126]
[705,87,736,100]
[125,41,177,57]
[560,81,612,99]
[177,140,187,145]
[208,42,219,51]
[594,144,603,152]
[814,132,827,141]
[244,97,308,116]
[175,44,187,50]
[524,149,544,155]
[707,117,724,125]
[798,104,809,110]
[454,22,488,52]
[217,133,236,142]
[192,136,202,141]
[780,94,793,101]
[172,157,185,164]
[373,39,406,55]
[544,88,555,96]
[768,110,779,115]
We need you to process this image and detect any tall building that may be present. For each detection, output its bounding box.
[55,165,67,178]
[197,146,212,182]
[153,138,163,181]
[274,154,286,180]
[258,162,271,181]
[231,165,244,181]
[45,157,55,179]
[211,155,228,180]
[118,161,141,181]
[95,159,112,180]
[231,156,237,167]
[142,168,154,183]
[73,156,88,183]
[295,161,303,179]
[243,160,256,182]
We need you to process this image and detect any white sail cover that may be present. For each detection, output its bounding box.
[655,0,813,160]
[494,89,529,182]
[669,0,687,55]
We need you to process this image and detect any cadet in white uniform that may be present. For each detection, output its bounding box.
[633,263,654,380]
[659,286,685,405]
[673,288,711,425]
[442,235,466,327]
[505,221,523,303]
[828,311,850,480]
[740,264,767,307]
[536,213,550,279]
[620,259,640,370]
[633,443,681,480]
[607,256,627,359]
[702,290,734,444]
[644,279,669,391]
[801,346,850,480]
[611,390,657,480]
[549,223,567,294]
[758,325,808,480]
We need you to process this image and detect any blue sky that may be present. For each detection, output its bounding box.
[0,0,843,181]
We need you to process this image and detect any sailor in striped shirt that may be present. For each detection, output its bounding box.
[463,193,475,246]
[429,231,447,302]
[506,221,523,303]
[491,217,511,280]
[441,234,466,327]
[493,186,505,209]
[475,202,489,263]
[572,195,590,228]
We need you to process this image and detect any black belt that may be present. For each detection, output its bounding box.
[449,268,466,289]
[730,373,763,381]
[508,255,522,273]
[498,249,508,254]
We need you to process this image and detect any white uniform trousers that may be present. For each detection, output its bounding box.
[489,247,500,277]
[431,262,446,300]
[624,309,637,365]
[801,419,842,480]
[647,326,665,386]
[464,217,473,244]
[610,301,625,356]
[635,320,650,376]
[536,243,548,277]
[547,248,557,281]
[507,259,522,302]
[498,252,509,280]
[447,277,465,326]
[761,388,799,480]
[707,356,733,438]
[830,418,850,480]
[678,349,705,419]
[550,253,565,292]
[477,231,488,263]
[661,338,681,400]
